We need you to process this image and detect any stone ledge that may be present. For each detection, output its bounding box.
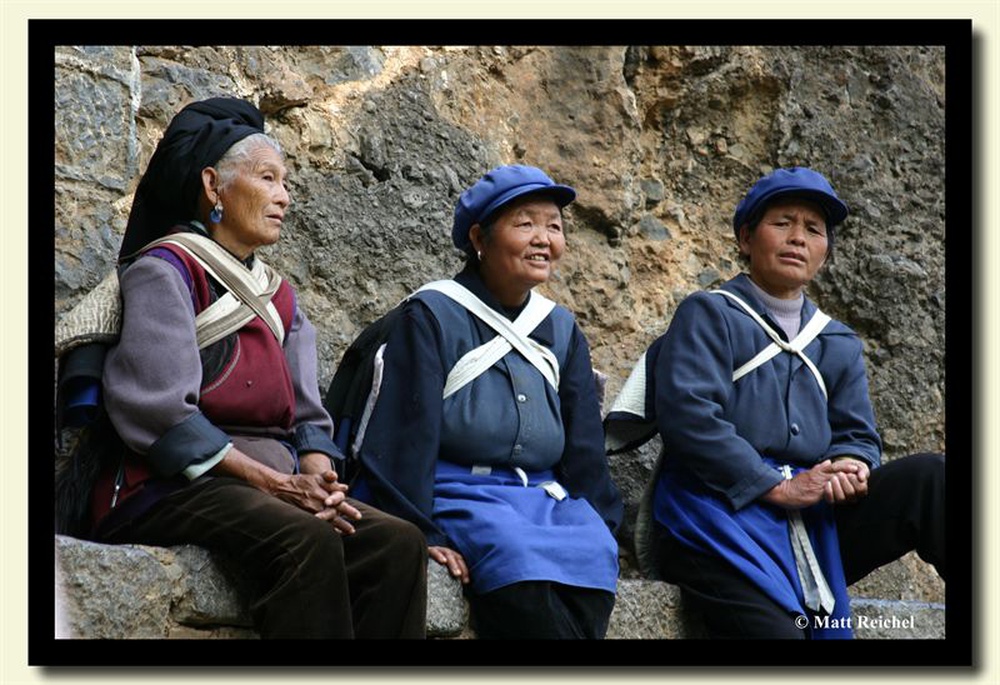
[850,598,946,639]
[55,536,944,639]
[55,535,467,639]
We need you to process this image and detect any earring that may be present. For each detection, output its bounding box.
[210,201,223,224]
[477,250,482,261]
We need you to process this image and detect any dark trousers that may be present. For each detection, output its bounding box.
[469,581,616,639]
[653,452,946,639]
[102,477,428,639]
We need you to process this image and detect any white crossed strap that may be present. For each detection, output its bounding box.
[781,465,838,615]
[416,280,559,399]
[347,280,561,459]
[710,289,831,400]
[147,233,286,349]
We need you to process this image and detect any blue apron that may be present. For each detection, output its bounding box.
[433,460,619,595]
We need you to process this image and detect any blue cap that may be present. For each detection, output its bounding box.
[452,165,576,251]
[732,167,848,239]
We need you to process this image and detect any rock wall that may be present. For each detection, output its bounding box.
[53,45,946,602]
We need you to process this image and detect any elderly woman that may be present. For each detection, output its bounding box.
[83,97,427,639]
[612,167,946,639]
[350,165,623,639]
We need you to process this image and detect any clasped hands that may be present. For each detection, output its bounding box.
[762,457,870,509]
[280,452,362,535]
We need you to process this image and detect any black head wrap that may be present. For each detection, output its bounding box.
[118,97,266,261]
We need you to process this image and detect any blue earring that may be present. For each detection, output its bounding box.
[210,202,223,224]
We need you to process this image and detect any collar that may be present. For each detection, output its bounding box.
[176,221,255,268]
[721,273,819,334]
[454,264,555,345]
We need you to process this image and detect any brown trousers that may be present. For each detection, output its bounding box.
[102,477,428,639]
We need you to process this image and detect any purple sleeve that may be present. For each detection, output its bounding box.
[103,255,229,475]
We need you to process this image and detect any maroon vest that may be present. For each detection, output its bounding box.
[164,243,298,432]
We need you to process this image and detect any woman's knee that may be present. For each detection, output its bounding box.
[356,507,428,558]
[905,452,945,478]
[267,512,347,575]
[383,516,429,563]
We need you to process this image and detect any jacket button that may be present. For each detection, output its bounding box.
[790,423,800,436]
[517,394,527,402]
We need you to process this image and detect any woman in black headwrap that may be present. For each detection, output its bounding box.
[82,97,427,639]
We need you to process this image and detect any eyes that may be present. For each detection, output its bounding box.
[768,218,826,237]
[514,219,562,233]
[259,169,290,194]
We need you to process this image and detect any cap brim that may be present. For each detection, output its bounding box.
[477,183,576,225]
[736,188,848,230]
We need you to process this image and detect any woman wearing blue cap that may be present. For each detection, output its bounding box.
[607,167,945,639]
[353,164,624,638]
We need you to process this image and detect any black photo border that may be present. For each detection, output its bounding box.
[30,18,974,672]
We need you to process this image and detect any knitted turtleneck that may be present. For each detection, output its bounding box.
[745,278,805,341]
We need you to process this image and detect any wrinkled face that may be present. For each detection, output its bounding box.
[210,143,290,259]
[739,199,829,299]
[477,195,565,292]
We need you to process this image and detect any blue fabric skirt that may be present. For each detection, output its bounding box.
[653,459,852,639]
[433,460,619,595]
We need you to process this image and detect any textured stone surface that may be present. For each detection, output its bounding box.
[851,598,946,639]
[53,45,948,611]
[56,536,175,638]
[426,557,468,637]
[606,578,706,639]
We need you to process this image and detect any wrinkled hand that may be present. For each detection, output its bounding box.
[215,448,362,534]
[272,469,362,535]
[762,459,868,509]
[429,546,470,585]
[824,458,870,504]
[312,470,363,535]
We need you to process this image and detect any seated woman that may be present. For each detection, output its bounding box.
[352,165,624,639]
[82,97,427,639]
[613,167,945,639]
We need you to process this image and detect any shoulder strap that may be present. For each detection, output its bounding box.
[149,233,286,346]
[415,280,560,398]
[710,289,831,400]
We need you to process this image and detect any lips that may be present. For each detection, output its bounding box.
[778,251,807,264]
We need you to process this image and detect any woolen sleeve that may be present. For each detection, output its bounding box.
[284,305,343,464]
[357,299,450,547]
[103,255,230,478]
[556,321,624,533]
[821,335,883,469]
[654,293,784,510]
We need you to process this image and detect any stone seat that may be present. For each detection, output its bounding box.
[54,535,945,640]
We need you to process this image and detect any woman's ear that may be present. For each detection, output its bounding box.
[200,167,220,205]
[469,224,485,255]
[737,224,752,257]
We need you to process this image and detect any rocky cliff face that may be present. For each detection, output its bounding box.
[53,45,946,602]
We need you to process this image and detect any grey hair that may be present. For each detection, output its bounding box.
[215,133,283,191]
